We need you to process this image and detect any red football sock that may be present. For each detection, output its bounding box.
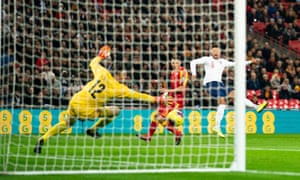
[148,121,158,137]
[166,121,181,136]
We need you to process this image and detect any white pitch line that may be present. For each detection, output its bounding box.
[247,147,300,152]
[6,153,300,177]
[246,170,300,177]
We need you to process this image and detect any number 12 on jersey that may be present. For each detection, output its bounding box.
[88,80,106,99]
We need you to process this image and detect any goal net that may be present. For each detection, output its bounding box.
[0,0,246,174]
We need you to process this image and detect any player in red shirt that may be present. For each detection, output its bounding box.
[137,58,188,145]
[168,59,188,110]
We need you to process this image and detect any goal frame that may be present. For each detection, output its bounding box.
[232,0,246,172]
[1,0,246,175]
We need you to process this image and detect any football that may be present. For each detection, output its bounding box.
[166,109,184,126]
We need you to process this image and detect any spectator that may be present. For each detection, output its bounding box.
[270,69,282,90]
[261,42,271,61]
[190,80,201,107]
[259,73,271,89]
[132,83,140,92]
[247,7,257,25]
[277,3,287,19]
[70,77,83,96]
[267,2,277,18]
[291,76,300,100]
[51,88,61,106]
[151,61,160,80]
[41,65,56,85]
[285,7,297,23]
[137,78,150,94]
[279,84,292,99]
[282,23,297,45]
[35,51,49,69]
[279,78,293,99]
[141,63,150,80]
[254,49,264,62]
[224,69,234,88]
[247,71,261,90]
[12,90,22,107]
[266,53,277,72]
[276,18,285,37]
[259,85,273,100]
[285,60,297,81]
[275,60,285,74]
[49,73,62,96]
[23,86,35,106]
[60,70,71,96]
[36,87,51,106]
[265,18,279,40]
[296,63,300,78]
[55,3,66,19]
[250,2,265,22]
[115,70,131,88]
[292,19,300,39]
[1,0,299,110]
[0,48,14,67]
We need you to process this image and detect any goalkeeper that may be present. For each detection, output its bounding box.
[34,45,169,154]
[137,58,188,145]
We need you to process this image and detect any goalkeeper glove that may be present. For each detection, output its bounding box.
[98,45,111,59]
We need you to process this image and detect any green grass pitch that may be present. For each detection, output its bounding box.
[1,134,300,179]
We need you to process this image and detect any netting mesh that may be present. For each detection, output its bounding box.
[1,0,237,174]
[1,0,235,108]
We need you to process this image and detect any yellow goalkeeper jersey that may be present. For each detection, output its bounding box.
[70,56,155,108]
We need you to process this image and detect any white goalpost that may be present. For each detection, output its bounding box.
[233,0,246,172]
[0,0,246,175]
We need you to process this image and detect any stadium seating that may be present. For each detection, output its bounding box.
[255,89,262,97]
[281,2,290,10]
[247,90,256,99]
[276,99,289,109]
[271,90,279,100]
[296,19,300,27]
[249,89,300,109]
[252,22,267,35]
[288,99,300,109]
[257,98,265,105]
[288,40,300,54]
[266,99,276,109]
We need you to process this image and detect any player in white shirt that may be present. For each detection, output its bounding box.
[190,47,268,137]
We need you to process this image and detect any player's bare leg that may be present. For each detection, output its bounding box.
[166,120,182,145]
[136,121,158,142]
[34,114,75,154]
[136,113,160,142]
[86,106,120,138]
[213,97,226,138]
[229,90,268,112]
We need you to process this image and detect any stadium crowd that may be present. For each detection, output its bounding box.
[0,0,299,109]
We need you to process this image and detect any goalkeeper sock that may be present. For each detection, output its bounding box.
[89,117,114,131]
[245,98,258,109]
[148,121,158,137]
[166,121,181,136]
[215,104,226,129]
[40,121,67,142]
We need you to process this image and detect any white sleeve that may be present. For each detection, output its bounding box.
[223,59,235,67]
[245,61,252,65]
[223,59,252,67]
[190,57,207,76]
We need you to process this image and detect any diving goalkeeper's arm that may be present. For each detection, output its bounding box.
[113,80,169,104]
[90,45,169,104]
[89,45,112,76]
